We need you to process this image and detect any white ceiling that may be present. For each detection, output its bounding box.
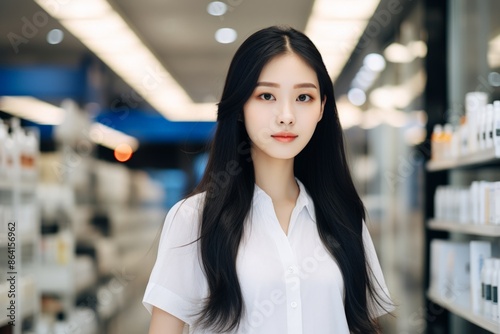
[0,0,315,103]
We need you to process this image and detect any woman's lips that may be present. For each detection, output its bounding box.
[271,133,298,142]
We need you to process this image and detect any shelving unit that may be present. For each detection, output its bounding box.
[426,148,500,333]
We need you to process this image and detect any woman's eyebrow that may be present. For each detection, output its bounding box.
[256,82,318,89]
[294,83,317,89]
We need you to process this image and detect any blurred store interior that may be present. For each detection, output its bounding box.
[1,0,500,333]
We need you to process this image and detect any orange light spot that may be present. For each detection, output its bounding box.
[114,143,133,162]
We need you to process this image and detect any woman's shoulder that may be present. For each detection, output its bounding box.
[160,192,206,242]
[165,191,206,223]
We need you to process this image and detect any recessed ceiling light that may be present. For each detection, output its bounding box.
[207,1,227,16]
[47,29,64,44]
[347,88,366,106]
[363,53,386,72]
[215,28,237,44]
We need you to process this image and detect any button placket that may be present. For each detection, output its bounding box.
[265,194,303,333]
[282,249,302,334]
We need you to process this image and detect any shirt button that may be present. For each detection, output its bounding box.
[291,301,298,308]
[287,266,295,274]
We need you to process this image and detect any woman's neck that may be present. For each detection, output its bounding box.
[252,151,299,203]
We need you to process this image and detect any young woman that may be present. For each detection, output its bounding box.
[143,26,394,334]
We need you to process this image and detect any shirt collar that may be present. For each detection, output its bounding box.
[253,177,316,222]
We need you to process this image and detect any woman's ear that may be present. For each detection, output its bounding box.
[319,96,327,121]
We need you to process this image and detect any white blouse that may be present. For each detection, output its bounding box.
[143,179,393,334]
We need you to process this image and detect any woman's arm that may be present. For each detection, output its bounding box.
[148,306,186,334]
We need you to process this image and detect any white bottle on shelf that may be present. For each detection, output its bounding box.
[495,182,500,225]
[496,258,500,320]
[484,258,494,317]
[492,259,500,319]
[494,101,500,155]
[465,92,488,154]
[479,105,486,150]
[486,104,494,149]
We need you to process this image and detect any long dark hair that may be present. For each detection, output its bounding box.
[190,25,388,333]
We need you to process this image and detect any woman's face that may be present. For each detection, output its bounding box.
[243,52,325,162]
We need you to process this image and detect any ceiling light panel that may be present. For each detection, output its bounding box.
[34,0,215,121]
[306,0,381,82]
[311,0,380,20]
[0,96,65,125]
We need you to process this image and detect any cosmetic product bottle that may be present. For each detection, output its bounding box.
[482,258,493,316]
[486,104,494,149]
[492,259,500,319]
[479,105,486,150]
[472,241,491,314]
[495,182,500,225]
[466,92,488,154]
[496,259,500,320]
[494,101,500,155]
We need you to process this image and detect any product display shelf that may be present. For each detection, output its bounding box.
[426,147,500,172]
[427,290,499,333]
[428,219,500,236]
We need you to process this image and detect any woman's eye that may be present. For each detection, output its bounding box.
[259,93,275,101]
[297,94,311,102]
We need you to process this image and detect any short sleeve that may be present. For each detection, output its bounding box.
[362,222,395,318]
[142,194,207,325]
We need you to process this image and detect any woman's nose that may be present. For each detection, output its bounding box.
[276,102,295,125]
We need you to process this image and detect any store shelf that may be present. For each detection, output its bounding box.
[426,147,500,172]
[428,219,500,236]
[427,290,499,333]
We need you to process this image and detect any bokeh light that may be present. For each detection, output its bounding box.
[114,143,133,162]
